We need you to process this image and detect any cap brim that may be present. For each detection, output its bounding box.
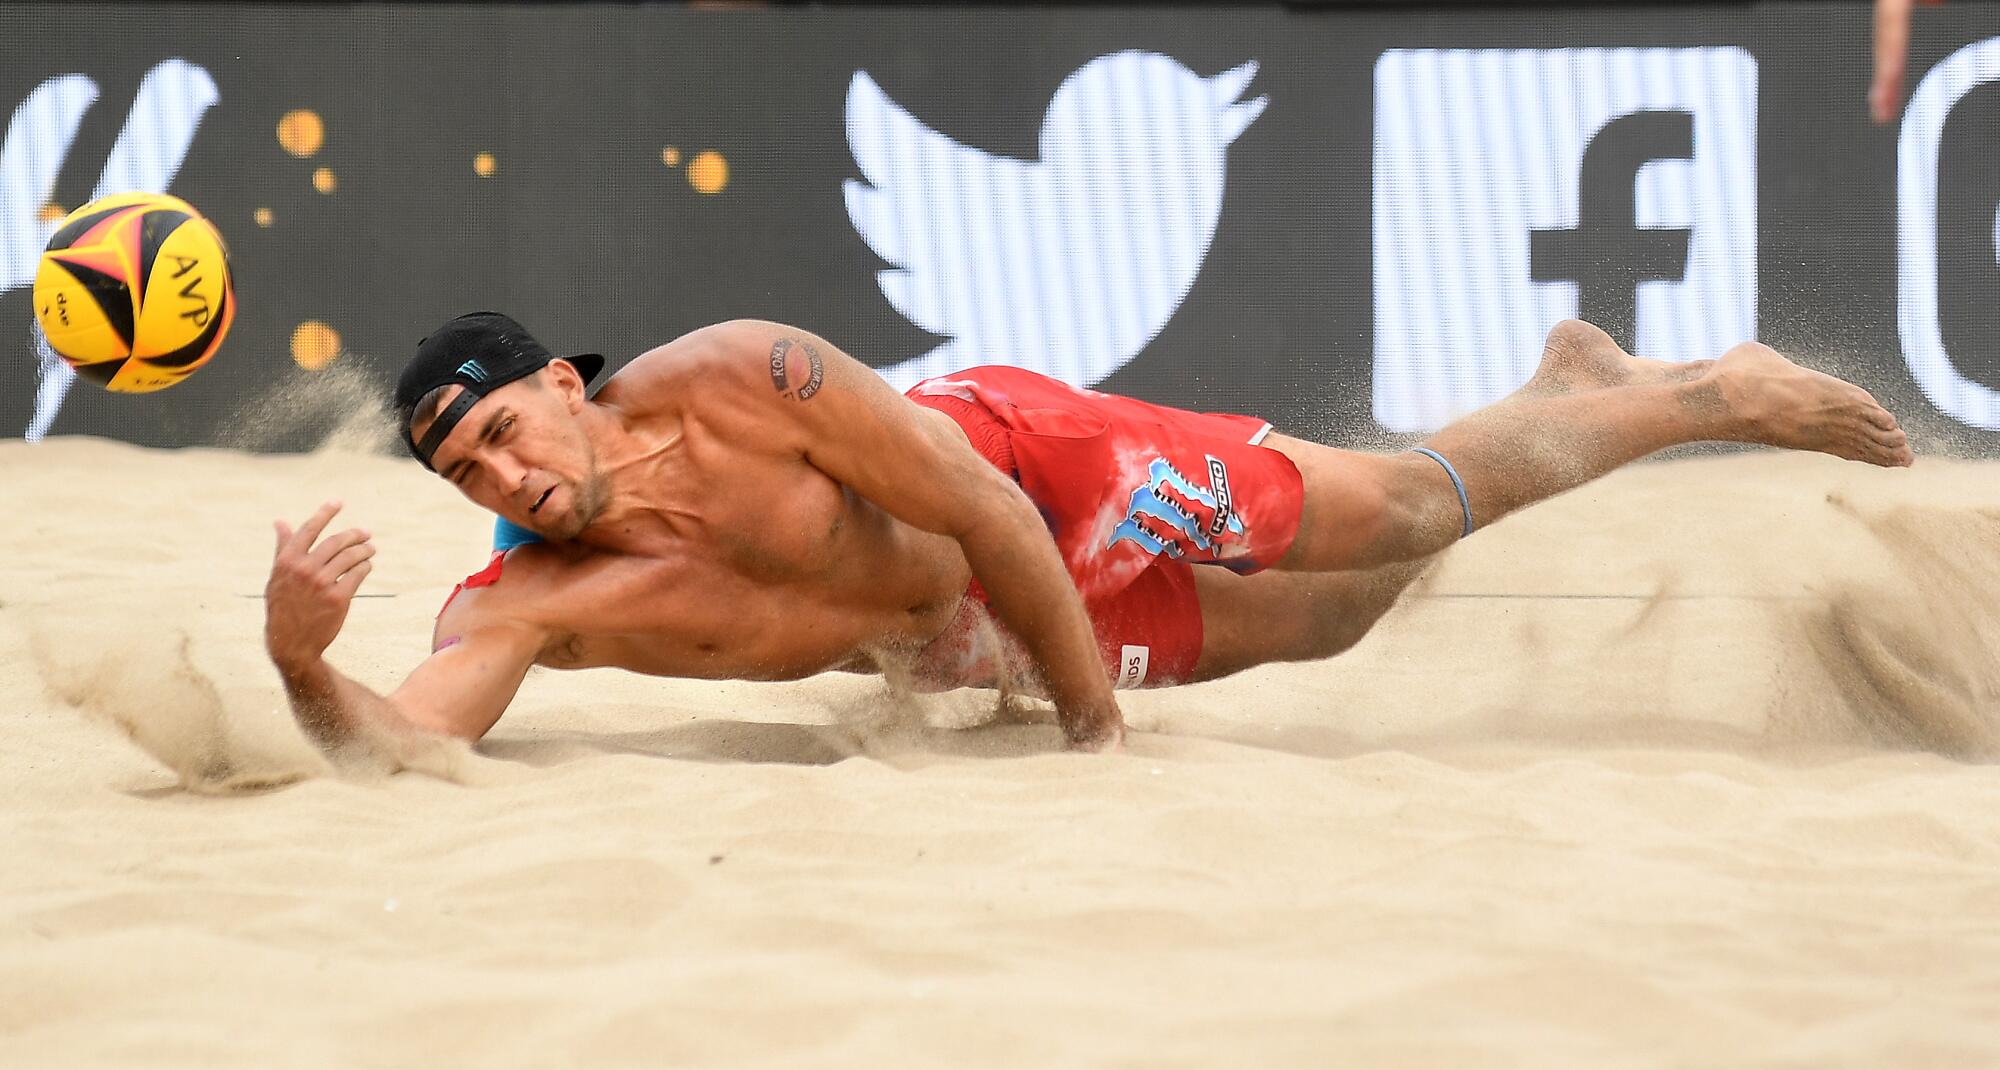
[565,353,606,386]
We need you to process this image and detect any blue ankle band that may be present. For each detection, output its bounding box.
[1411,447,1473,539]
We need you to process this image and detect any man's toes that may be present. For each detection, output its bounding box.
[1863,418,1911,465]
[1863,429,1914,467]
[1857,396,1901,432]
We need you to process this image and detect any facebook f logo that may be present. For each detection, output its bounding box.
[1529,111,1694,347]
[1373,48,1758,432]
[1897,36,2000,429]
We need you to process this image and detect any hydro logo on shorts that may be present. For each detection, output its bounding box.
[1108,455,1244,558]
[1897,36,2000,429]
[1117,645,1151,690]
[1372,47,1758,432]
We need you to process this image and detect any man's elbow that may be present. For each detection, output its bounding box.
[949,477,1055,553]
[393,696,498,743]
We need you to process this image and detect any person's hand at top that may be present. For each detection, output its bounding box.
[1872,0,1946,124]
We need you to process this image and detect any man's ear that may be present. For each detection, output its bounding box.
[546,360,588,410]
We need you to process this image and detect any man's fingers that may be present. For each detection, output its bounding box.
[330,560,373,600]
[288,501,343,555]
[319,541,377,583]
[274,520,293,556]
[307,527,372,568]
[1871,0,1913,123]
[1870,70,1905,125]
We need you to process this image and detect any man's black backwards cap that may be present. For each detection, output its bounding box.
[396,312,605,471]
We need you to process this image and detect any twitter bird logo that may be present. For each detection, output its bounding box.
[844,51,1267,389]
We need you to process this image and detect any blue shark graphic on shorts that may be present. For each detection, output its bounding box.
[1108,456,1243,558]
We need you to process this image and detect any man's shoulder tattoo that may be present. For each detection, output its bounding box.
[767,338,824,402]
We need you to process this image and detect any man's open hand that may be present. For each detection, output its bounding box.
[265,501,375,672]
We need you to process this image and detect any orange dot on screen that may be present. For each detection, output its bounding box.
[473,152,497,177]
[661,147,680,167]
[277,110,325,157]
[312,168,337,194]
[291,321,342,370]
[38,202,65,223]
[254,208,274,227]
[687,151,728,194]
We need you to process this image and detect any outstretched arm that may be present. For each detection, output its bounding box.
[265,502,543,758]
[684,321,1123,750]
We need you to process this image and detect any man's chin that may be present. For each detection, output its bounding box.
[513,489,578,540]
[524,511,589,543]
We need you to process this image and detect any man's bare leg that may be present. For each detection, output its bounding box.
[1188,321,1911,679]
[1190,323,1643,678]
[1266,320,1912,573]
[1191,558,1427,680]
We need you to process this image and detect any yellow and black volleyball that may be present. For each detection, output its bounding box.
[33,191,235,394]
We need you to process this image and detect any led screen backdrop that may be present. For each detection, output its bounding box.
[2,3,1997,451]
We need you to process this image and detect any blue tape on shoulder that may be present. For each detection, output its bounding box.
[1411,447,1474,539]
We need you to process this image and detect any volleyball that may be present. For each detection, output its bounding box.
[33,191,236,394]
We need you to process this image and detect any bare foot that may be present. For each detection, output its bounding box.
[1697,342,1913,467]
[1525,319,1711,396]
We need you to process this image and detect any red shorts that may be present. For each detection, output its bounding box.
[905,366,1304,690]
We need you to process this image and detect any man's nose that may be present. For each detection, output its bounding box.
[490,452,529,490]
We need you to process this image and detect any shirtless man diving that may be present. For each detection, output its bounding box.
[263,312,1912,755]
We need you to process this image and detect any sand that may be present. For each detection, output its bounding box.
[2,436,1998,1068]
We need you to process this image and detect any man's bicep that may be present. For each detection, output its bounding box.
[704,320,1014,536]
[386,617,544,740]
